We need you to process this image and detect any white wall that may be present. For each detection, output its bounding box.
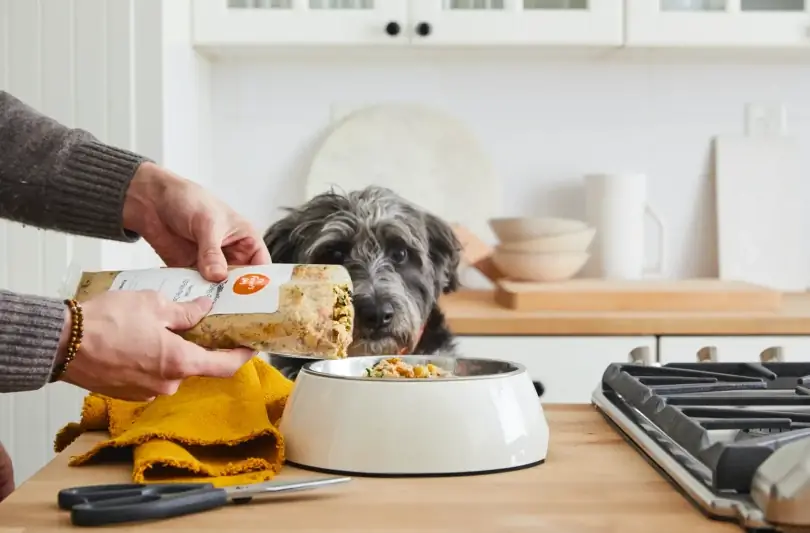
[209,54,810,279]
[159,0,214,190]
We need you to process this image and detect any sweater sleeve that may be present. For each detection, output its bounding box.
[0,91,154,393]
[0,290,65,392]
[0,90,148,241]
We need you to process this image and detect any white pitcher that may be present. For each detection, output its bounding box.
[583,173,666,280]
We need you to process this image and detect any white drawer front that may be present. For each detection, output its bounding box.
[455,336,657,404]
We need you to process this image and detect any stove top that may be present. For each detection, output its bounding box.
[592,362,810,532]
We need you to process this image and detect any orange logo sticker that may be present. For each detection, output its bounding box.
[233,273,270,295]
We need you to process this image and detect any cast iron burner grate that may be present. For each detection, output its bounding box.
[593,362,810,531]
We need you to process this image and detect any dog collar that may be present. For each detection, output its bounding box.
[398,324,426,355]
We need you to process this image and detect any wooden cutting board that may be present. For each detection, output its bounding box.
[495,279,783,312]
[715,135,808,292]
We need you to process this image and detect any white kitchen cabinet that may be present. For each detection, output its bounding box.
[625,0,810,48]
[408,0,623,46]
[658,335,810,365]
[455,335,656,404]
[191,0,623,49]
[193,0,810,50]
[192,0,409,47]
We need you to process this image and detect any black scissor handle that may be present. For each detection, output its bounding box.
[58,482,213,510]
[69,486,228,527]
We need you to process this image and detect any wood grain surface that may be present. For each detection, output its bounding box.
[441,290,810,335]
[0,405,738,532]
[495,279,782,313]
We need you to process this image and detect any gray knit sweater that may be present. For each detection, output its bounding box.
[0,91,147,393]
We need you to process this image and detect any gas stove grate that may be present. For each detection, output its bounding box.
[599,362,810,493]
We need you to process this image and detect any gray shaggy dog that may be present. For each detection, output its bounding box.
[263,186,461,356]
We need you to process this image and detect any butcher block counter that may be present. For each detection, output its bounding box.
[0,405,736,533]
[441,290,810,335]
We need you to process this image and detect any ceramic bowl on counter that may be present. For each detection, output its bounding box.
[497,226,596,253]
[492,249,590,282]
[278,355,549,477]
[488,216,588,242]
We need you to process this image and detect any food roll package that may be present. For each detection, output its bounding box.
[64,263,354,359]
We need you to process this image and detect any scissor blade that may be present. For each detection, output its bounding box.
[224,476,351,499]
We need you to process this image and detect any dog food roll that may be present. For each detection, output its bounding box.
[65,264,354,359]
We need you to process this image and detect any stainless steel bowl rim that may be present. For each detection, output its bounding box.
[299,355,527,382]
[265,352,327,361]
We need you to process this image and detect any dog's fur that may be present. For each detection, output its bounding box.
[263,186,462,356]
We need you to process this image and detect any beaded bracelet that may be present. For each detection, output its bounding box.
[51,299,84,382]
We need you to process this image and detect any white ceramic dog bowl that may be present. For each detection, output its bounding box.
[279,356,549,476]
[488,217,588,242]
[492,250,590,282]
[498,227,596,253]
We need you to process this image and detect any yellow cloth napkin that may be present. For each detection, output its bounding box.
[54,357,294,487]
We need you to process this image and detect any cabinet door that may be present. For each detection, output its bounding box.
[192,0,409,47]
[626,0,810,48]
[408,0,623,46]
[455,336,656,404]
[658,335,810,365]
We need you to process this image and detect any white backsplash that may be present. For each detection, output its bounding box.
[210,54,810,279]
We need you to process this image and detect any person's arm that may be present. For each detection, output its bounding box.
[0,91,152,393]
[0,90,147,240]
[0,290,66,392]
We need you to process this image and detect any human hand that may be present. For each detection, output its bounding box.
[122,162,271,283]
[57,291,255,402]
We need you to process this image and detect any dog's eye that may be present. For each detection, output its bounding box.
[313,245,348,265]
[328,250,346,263]
[390,247,408,264]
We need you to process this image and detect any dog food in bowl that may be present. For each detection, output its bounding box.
[364,357,451,379]
[62,263,354,358]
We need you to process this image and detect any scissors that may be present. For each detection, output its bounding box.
[57,476,351,527]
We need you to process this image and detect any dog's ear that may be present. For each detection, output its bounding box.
[263,210,301,263]
[425,213,462,294]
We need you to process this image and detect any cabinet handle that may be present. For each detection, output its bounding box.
[696,346,717,363]
[628,346,657,366]
[415,21,431,37]
[385,21,401,36]
[760,346,784,363]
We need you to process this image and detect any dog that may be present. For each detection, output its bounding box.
[262,186,462,357]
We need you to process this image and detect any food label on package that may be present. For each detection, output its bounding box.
[108,264,296,315]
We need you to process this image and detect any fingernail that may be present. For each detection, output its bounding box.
[207,266,227,281]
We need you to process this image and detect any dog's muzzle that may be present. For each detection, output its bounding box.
[353,296,395,334]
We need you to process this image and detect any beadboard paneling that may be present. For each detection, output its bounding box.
[0,0,208,488]
[0,0,150,486]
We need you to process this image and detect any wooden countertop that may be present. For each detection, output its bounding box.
[0,405,737,533]
[441,290,810,335]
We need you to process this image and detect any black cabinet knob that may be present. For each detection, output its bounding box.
[385,21,400,36]
[415,21,431,37]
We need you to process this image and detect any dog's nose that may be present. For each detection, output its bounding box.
[356,299,395,331]
[379,302,394,327]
